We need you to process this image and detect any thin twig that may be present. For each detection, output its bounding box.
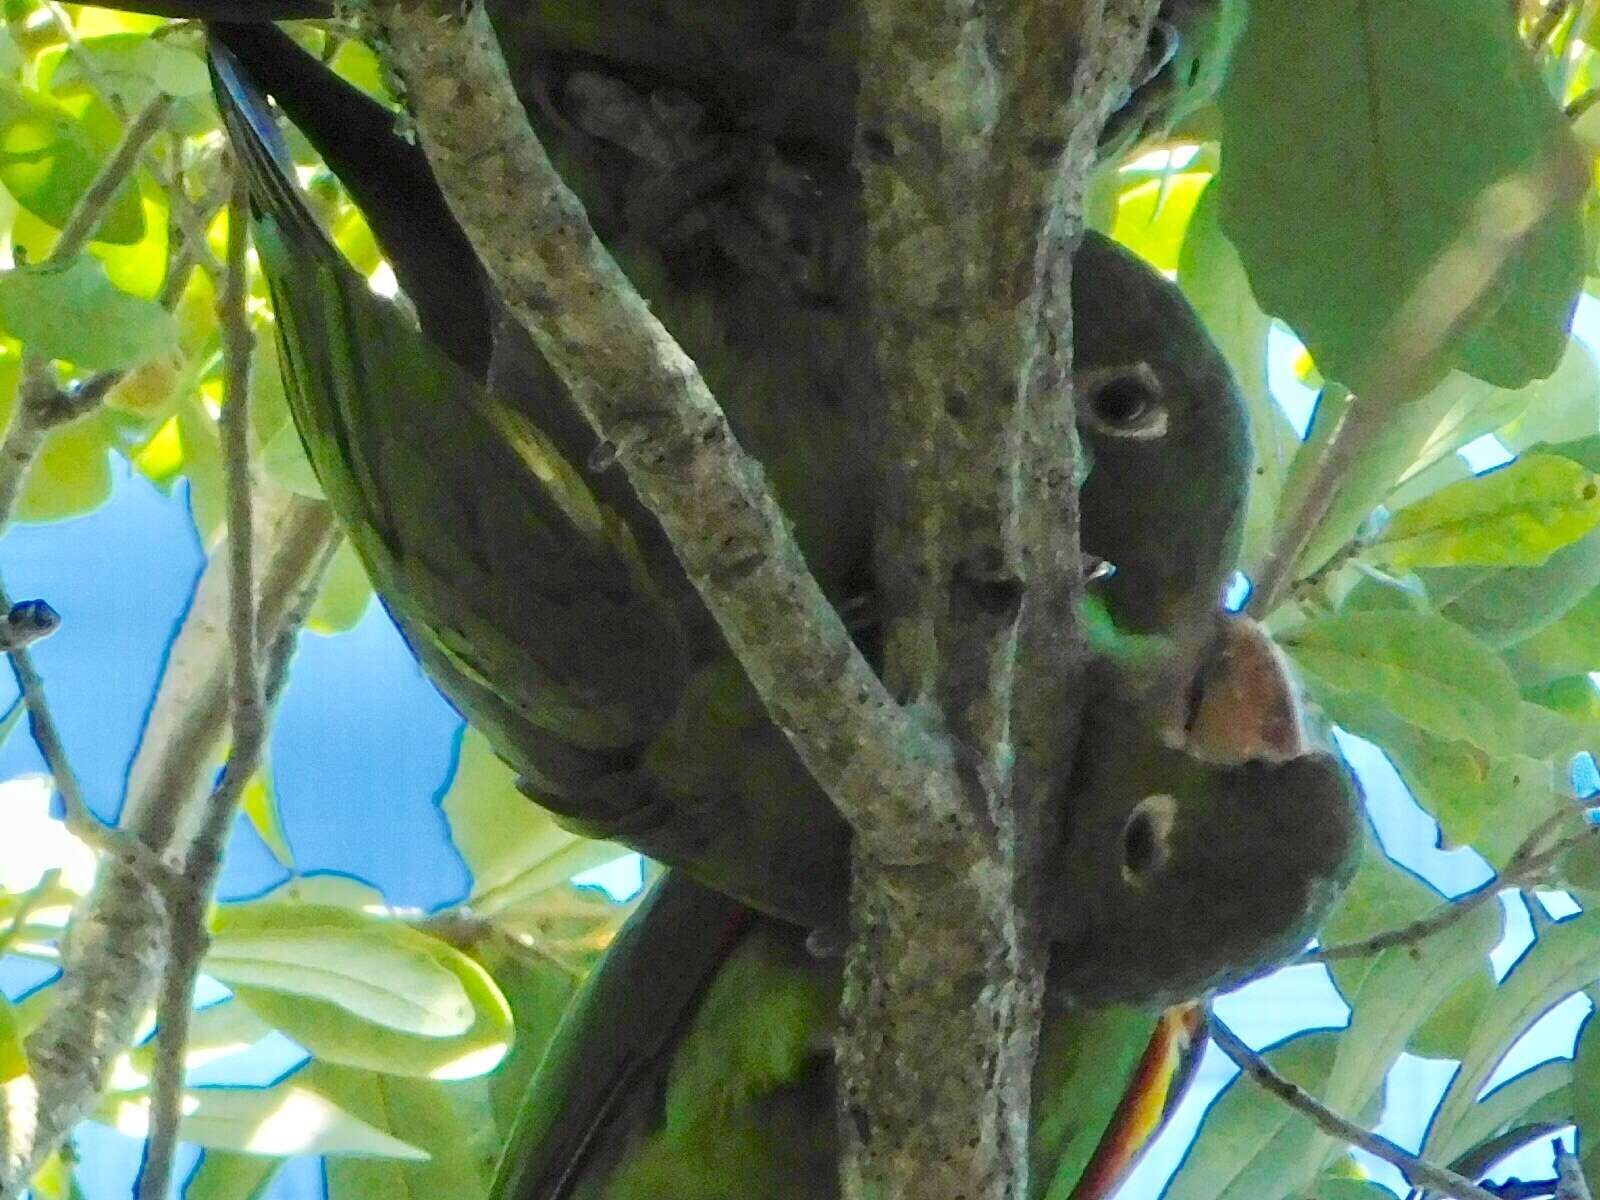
[51,94,171,264]
[136,164,260,1200]
[1307,808,1585,963]
[1556,1143,1594,1200]
[1209,1017,1503,1200]
[1529,0,1574,47]
[0,576,167,876]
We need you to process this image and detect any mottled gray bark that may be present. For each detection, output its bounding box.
[844,2,1159,1196]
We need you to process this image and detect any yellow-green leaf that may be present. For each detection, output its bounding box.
[16,412,113,524]
[308,539,374,635]
[1373,453,1600,569]
[0,78,144,244]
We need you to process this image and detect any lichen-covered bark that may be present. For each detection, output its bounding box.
[844,2,1161,1196]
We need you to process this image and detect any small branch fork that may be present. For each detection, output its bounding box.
[1305,806,1590,964]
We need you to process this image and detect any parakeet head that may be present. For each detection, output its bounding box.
[1071,232,1251,639]
[1047,696,1362,1009]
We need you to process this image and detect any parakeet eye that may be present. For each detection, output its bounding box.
[1120,793,1177,885]
[1079,364,1169,441]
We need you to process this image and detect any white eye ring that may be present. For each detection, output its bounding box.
[1120,793,1178,886]
[1078,363,1169,441]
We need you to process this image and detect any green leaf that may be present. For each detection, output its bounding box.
[1369,457,1600,576]
[307,539,373,636]
[1505,586,1600,685]
[1159,1032,1342,1200]
[0,78,144,244]
[43,35,209,111]
[1283,611,1521,753]
[16,411,113,524]
[240,762,294,870]
[0,255,176,369]
[176,395,225,544]
[1308,691,1559,864]
[300,1065,492,1200]
[122,1000,271,1089]
[1427,525,1600,649]
[206,903,475,1038]
[1573,1009,1600,1183]
[1169,854,1499,1200]
[1431,1057,1572,1171]
[0,695,23,754]
[444,727,621,909]
[218,904,512,1079]
[1218,0,1584,394]
[1374,454,1600,570]
[471,937,582,1142]
[1424,912,1600,1161]
[1315,1180,1400,1200]
[1178,182,1296,575]
[95,1081,428,1159]
[1410,967,1495,1060]
[181,1152,284,1200]
[0,989,28,1085]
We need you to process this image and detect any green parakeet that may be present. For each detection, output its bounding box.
[489,619,1358,1200]
[208,28,1254,933]
[493,871,1207,1200]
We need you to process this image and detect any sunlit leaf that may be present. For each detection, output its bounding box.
[206,903,475,1038]
[1110,170,1212,273]
[1373,454,1600,570]
[444,726,620,909]
[0,77,143,243]
[214,903,512,1079]
[307,539,373,635]
[241,762,294,869]
[96,1081,428,1159]
[301,1064,492,1199]
[15,411,113,524]
[181,1152,284,1200]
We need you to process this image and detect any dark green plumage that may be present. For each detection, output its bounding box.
[492,872,1190,1200]
[210,27,1254,930]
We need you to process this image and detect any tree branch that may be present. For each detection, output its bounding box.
[136,164,263,1200]
[1209,1017,1503,1200]
[3,493,337,1191]
[840,0,1158,1193]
